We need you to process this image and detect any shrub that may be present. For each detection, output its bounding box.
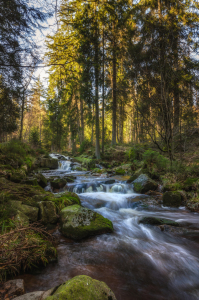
[29,127,41,147]
[79,139,92,154]
[143,150,169,171]
[127,144,148,161]
[1,139,26,157]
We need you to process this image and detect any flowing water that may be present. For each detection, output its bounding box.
[19,156,199,300]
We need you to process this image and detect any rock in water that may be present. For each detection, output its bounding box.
[133,174,158,193]
[163,191,182,207]
[45,275,117,300]
[139,217,179,226]
[60,205,113,239]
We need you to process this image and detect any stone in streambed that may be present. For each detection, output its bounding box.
[163,191,182,207]
[133,174,158,193]
[36,173,47,188]
[60,205,113,239]
[51,178,68,189]
[45,275,117,300]
[39,201,57,224]
[139,217,179,227]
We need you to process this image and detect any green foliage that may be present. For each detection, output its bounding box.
[79,139,92,154]
[143,150,169,171]
[0,139,26,157]
[29,127,41,147]
[127,144,148,162]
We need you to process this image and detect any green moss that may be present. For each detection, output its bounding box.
[45,275,116,300]
[163,191,182,207]
[115,168,125,175]
[140,217,179,226]
[60,205,113,239]
[133,182,142,192]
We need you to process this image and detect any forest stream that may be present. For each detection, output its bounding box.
[18,155,199,300]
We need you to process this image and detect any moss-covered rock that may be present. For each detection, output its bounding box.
[50,178,68,189]
[139,217,179,226]
[133,174,158,193]
[10,171,26,183]
[60,205,113,240]
[15,211,29,225]
[163,191,182,207]
[115,168,125,175]
[36,173,47,188]
[127,168,145,184]
[10,200,39,222]
[45,275,117,300]
[39,201,58,224]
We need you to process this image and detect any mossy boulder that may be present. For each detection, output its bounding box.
[60,205,113,240]
[39,158,58,170]
[10,200,39,222]
[115,168,125,175]
[36,173,47,188]
[39,201,58,224]
[10,171,26,183]
[139,217,179,226]
[51,178,68,189]
[45,275,117,300]
[133,174,158,193]
[127,168,145,184]
[15,211,29,225]
[163,191,182,207]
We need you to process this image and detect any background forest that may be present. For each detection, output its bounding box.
[1,0,199,162]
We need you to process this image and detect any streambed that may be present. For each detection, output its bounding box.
[18,156,199,300]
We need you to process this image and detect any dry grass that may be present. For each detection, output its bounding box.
[0,222,56,282]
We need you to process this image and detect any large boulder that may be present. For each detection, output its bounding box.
[40,158,58,170]
[39,201,58,224]
[133,174,158,193]
[45,275,117,300]
[163,191,182,207]
[60,205,113,239]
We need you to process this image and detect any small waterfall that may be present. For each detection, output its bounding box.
[58,160,72,171]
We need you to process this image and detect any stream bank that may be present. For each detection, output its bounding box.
[16,154,199,300]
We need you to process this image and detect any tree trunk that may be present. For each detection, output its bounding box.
[19,92,25,141]
[94,6,100,159]
[112,31,117,145]
[102,26,105,154]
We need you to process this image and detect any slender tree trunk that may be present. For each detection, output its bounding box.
[80,96,84,143]
[112,31,117,145]
[94,5,100,159]
[102,26,105,154]
[19,92,25,141]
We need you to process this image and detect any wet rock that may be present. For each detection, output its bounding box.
[39,201,58,224]
[127,168,144,183]
[133,174,158,193]
[103,179,115,184]
[3,279,24,299]
[60,205,113,239]
[39,158,58,170]
[50,178,67,189]
[36,173,47,188]
[140,217,179,227]
[44,275,117,300]
[163,191,182,207]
